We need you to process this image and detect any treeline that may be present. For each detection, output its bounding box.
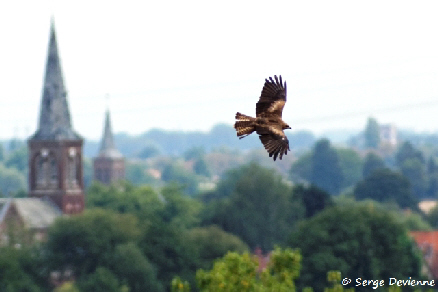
[84,123,316,158]
[0,162,429,291]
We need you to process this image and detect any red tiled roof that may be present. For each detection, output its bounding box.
[410,231,438,279]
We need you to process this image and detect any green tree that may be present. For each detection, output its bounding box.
[195,247,301,292]
[202,163,301,251]
[364,117,380,149]
[5,145,28,173]
[354,168,418,210]
[108,242,163,292]
[45,209,141,276]
[288,205,422,292]
[289,152,312,183]
[161,162,199,196]
[400,158,428,198]
[137,145,161,159]
[395,141,425,167]
[187,225,249,270]
[310,139,343,194]
[0,246,48,291]
[77,267,125,292]
[54,282,81,292]
[193,158,210,177]
[428,156,438,174]
[292,184,333,218]
[83,157,93,188]
[0,163,26,197]
[159,184,202,229]
[428,173,438,198]
[86,181,165,224]
[336,148,363,188]
[140,222,199,291]
[362,152,385,178]
[125,162,157,185]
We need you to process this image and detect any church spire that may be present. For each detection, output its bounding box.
[98,110,122,158]
[31,20,80,141]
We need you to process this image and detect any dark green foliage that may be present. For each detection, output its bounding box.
[159,184,202,229]
[400,158,428,198]
[161,162,199,195]
[108,243,163,292]
[289,152,312,183]
[5,145,28,173]
[310,139,343,194]
[428,173,438,198]
[193,158,210,177]
[364,117,380,149]
[83,158,93,188]
[289,205,423,292]
[186,225,249,270]
[137,145,161,159]
[0,247,49,292]
[396,141,425,167]
[0,163,26,197]
[76,267,123,292]
[354,168,418,210]
[45,209,141,275]
[362,152,385,178]
[336,148,363,188]
[202,163,303,251]
[86,181,163,222]
[125,162,157,185]
[428,156,438,174]
[293,184,333,218]
[139,222,199,290]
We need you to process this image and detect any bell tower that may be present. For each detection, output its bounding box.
[28,20,85,214]
[93,110,125,185]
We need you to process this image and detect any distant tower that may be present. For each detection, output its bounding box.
[28,21,85,215]
[93,110,125,184]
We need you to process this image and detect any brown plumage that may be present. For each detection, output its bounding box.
[234,75,291,161]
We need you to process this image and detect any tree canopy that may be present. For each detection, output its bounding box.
[288,205,422,292]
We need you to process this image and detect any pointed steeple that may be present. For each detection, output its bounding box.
[31,20,81,141]
[98,110,122,158]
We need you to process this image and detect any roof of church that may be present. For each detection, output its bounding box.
[97,110,123,158]
[13,198,62,229]
[30,20,81,141]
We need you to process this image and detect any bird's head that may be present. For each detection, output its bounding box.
[284,124,291,130]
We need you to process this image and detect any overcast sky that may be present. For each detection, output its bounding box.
[1,0,438,141]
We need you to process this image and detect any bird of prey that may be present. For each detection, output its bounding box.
[234,75,290,161]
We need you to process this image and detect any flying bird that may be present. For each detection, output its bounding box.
[234,75,290,161]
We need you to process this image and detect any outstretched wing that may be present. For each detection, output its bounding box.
[256,75,287,118]
[258,125,290,161]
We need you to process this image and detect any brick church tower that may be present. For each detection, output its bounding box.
[28,21,85,215]
[93,110,125,185]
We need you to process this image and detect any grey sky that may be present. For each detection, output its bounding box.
[1,0,438,140]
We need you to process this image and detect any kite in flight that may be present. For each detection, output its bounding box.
[234,75,290,161]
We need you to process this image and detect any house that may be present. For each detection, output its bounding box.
[0,198,61,246]
[410,231,438,280]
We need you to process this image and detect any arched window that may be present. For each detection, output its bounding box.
[68,148,77,187]
[36,149,49,188]
[49,155,58,187]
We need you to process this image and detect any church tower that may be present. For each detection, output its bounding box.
[93,110,125,185]
[28,21,85,215]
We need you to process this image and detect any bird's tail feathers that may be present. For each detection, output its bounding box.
[234,112,256,139]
